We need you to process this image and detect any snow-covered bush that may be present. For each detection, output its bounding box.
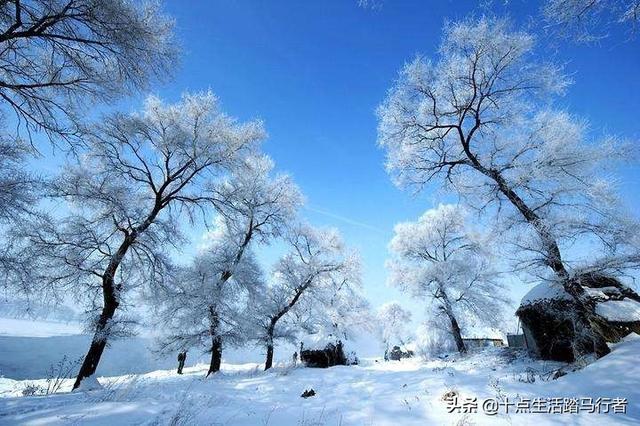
[376,302,413,356]
[45,355,82,395]
[21,383,44,397]
[414,323,457,360]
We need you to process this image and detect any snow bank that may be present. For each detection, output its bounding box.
[1,336,638,425]
[73,375,102,392]
[596,299,640,322]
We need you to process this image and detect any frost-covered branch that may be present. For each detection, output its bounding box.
[0,0,177,142]
[543,0,640,42]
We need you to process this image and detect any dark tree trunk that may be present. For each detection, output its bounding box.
[207,335,222,376]
[447,313,467,354]
[203,222,255,377]
[72,305,116,389]
[436,283,467,354]
[461,143,611,357]
[72,198,163,390]
[265,343,274,371]
[263,282,311,370]
[72,274,120,390]
[264,321,275,370]
[207,307,222,376]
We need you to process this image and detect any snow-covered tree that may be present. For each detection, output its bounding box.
[376,302,412,356]
[0,140,36,222]
[251,224,362,370]
[15,92,262,389]
[414,320,457,360]
[292,264,372,349]
[0,138,39,283]
[0,0,176,290]
[154,226,264,374]
[543,0,640,42]
[0,0,176,141]
[387,204,509,354]
[314,273,371,339]
[377,16,640,355]
[154,155,302,376]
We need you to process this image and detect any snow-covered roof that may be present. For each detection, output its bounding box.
[596,299,640,323]
[520,279,640,323]
[520,281,572,306]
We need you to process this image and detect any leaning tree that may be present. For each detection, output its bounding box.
[387,204,509,354]
[253,224,361,370]
[16,92,263,389]
[378,16,640,356]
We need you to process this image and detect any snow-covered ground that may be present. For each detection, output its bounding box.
[0,327,638,425]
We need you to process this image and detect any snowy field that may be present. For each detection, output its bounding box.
[0,318,638,425]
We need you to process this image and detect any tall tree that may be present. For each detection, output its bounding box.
[377,16,639,356]
[16,92,262,389]
[387,204,509,354]
[252,225,361,370]
[155,155,302,376]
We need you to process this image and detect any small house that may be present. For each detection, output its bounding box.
[460,327,506,350]
[516,273,640,362]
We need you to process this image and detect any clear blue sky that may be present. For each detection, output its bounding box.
[140,1,640,323]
